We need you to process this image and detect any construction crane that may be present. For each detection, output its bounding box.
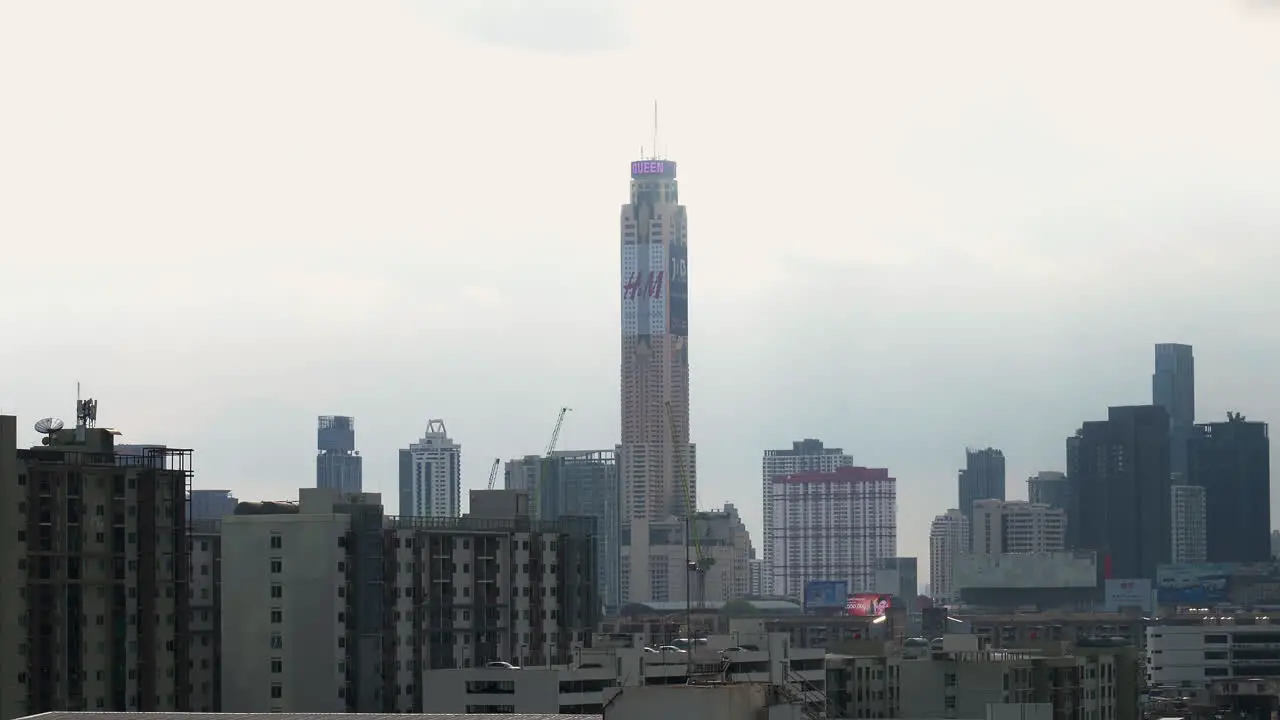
[545,407,572,455]
[486,457,501,490]
[665,400,709,614]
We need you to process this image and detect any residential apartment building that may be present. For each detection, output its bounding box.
[316,415,362,495]
[504,449,622,610]
[398,419,461,519]
[419,630,825,715]
[929,509,970,604]
[760,439,854,597]
[971,499,1066,555]
[621,504,752,604]
[1171,484,1208,564]
[0,411,191,719]
[767,466,896,600]
[220,488,600,713]
[188,519,221,711]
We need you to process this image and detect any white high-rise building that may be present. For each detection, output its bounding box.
[760,439,854,596]
[767,466,896,600]
[1171,484,1207,564]
[971,499,1066,555]
[398,419,461,518]
[929,509,970,604]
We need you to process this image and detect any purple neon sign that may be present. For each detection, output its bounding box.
[631,160,675,177]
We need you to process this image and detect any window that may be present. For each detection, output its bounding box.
[271,559,282,573]
[271,609,283,624]
[271,659,283,674]
[271,585,283,599]
[270,684,282,699]
[270,535,282,549]
[270,634,283,649]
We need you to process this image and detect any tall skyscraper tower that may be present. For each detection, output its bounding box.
[957,447,1006,530]
[398,419,461,518]
[619,158,694,522]
[1153,343,1195,478]
[1188,415,1271,563]
[317,415,362,494]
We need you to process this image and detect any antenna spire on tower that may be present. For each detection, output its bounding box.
[652,100,659,160]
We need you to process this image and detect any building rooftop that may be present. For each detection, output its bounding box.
[20,715,594,720]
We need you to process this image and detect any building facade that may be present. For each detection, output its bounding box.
[504,450,622,611]
[398,419,460,519]
[316,415,362,494]
[768,466,896,600]
[219,488,599,713]
[189,519,222,711]
[1171,484,1208,564]
[971,499,1066,556]
[621,504,752,605]
[1145,616,1280,689]
[0,413,191,719]
[958,447,1006,532]
[1068,405,1172,580]
[1153,343,1195,479]
[1188,416,1271,563]
[619,158,694,525]
[760,439,853,597]
[188,489,237,522]
[1026,470,1069,511]
[929,509,970,604]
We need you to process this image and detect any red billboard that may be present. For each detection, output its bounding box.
[845,593,891,617]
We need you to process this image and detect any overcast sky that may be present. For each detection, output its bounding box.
[2,1,1280,579]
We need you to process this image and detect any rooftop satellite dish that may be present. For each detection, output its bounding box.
[34,417,65,435]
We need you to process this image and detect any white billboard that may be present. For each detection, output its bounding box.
[954,552,1097,589]
[1103,578,1154,612]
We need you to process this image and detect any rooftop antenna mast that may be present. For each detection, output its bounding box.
[652,100,659,160]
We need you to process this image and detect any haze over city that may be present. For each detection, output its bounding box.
[4,0,1280,574]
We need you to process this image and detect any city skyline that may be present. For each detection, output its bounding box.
[4,1,1280,577]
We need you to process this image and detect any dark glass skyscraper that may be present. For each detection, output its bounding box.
[958,447,1006,528]
[1188,416,1271,563]
[1153,343,1195,478]
[1068,405,1172,580]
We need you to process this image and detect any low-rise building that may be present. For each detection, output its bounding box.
[418,630,824,716]
[1146,615,1280,691]
[953,551,1097,607]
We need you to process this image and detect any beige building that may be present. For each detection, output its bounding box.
[929,509,970,604]
[220,488,600,713]
[972,499,1066,555]
[0,410,191,720]
[622,504,752,605]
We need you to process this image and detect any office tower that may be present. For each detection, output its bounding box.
[0,407,192,719]
[398,419,461,518]
[761,439,854,596]
[619,157,694,523]
[929,509,970,604]
[1027,471,1069,511]
[621,504,752,604]
[220,488,598,712]
[504,449,622,611]
[189,519,222,711]
[970,499,1066,555]
[1187,415,1271,562]
[188,489,238,521]
[767,466,896,599]
[316,415,362,494]
[1153,343,1195,478]
[957,447,1006,530]
[1170,485,1208,564]
[1068,405,1172,580]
